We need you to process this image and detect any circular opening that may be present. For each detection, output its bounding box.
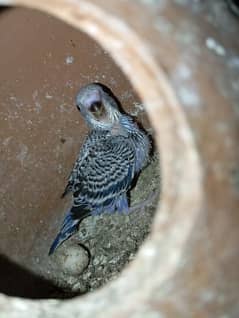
[0,1,202,315]
[0,6,160,299]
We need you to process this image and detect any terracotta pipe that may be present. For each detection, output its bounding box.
[0,1,238,317]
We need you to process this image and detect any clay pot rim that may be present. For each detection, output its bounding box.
[1,0,202,307]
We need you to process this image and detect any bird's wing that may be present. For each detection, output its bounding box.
[61,135,92,198]
[71,136,135,212]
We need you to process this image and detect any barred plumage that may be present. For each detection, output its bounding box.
[49,83,150,255]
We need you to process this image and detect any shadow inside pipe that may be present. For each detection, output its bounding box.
[0,254,75,299]
[0,6,10,15]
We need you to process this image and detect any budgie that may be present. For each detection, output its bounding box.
[49,83,150,255]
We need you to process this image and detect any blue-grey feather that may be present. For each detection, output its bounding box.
[49,83,150,255]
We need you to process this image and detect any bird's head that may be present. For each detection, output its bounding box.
[75,83,121,130]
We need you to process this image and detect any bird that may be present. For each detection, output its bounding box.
[49,83,151,255]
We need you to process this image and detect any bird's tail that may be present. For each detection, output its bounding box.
[48,208,90,255]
